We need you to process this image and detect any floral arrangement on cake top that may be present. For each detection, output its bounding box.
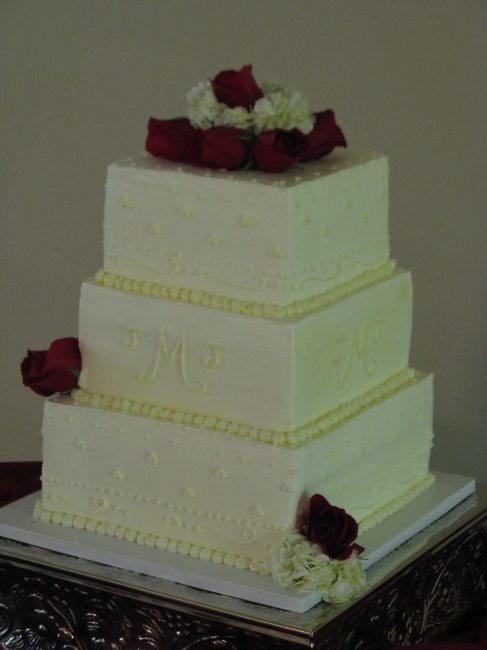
[267,494,366,603]
[146,65,347,173]
[21,337,81,396]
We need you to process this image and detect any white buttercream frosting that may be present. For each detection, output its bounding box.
[36,141,436,585]
[102,148,389,307]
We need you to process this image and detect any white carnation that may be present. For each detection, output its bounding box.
[267,533,308,589]
[186,80,223,129]
[213,106,254,130]
[253,86,314,134]
[286,90,315,134]
[336,552,367,590]
[327,578,358,603]
[267,534,366,604]
[185,77,315,136]
[326,552,366,603]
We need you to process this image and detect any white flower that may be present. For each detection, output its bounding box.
[337,552,367,588]
[327,578,357,603]
[312,560,338,592]
[326,552,366,603]
[253,86,314,134]
[286,90,315,133]
[267,534,366,604]
[185,77,315,137]
[186,80,223,129]
[213,106,254,130]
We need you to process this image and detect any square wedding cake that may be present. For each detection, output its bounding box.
[22,66,434,603]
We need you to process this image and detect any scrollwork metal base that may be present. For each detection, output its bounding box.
[0,568,290,650]
[0,512,486,649]
[314,521,487,649]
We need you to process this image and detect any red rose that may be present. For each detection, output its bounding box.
[146,117,197,163]
[304,109,347,160]
[304,494,364,560]
[0,461,42,508]
[21,337,81,397]
[188,127,249,170]
[254,128,312,173]
[211,65,263,110]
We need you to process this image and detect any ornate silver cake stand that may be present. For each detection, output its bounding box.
[0,483,486,649]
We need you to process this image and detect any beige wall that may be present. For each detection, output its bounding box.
[1,1,486,482]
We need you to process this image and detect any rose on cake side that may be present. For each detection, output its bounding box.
[21,337,81,397]
[146,65,347,173]
[304,493,364,560]
[266,494,366,603]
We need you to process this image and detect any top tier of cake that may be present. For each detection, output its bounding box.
[102,148,389,308]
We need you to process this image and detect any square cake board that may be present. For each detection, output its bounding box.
[0,471,476,613]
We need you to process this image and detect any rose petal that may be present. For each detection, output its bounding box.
[43,337,81,373]
[304,494,361,560]
[30,369,79,396]
[254,129,311,173]
[304,109,347,160]
[146,117,197,163]
[188,127,249,171]
[21,337,81,397]
[211,65,263,110]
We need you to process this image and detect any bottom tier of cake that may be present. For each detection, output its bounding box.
[36,371,434,572]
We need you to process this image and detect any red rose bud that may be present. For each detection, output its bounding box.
[254,128,312,173]
[21,337,81,397]
[304,494,364,560]
[188,127,249,171]
[304,109,347,160]
[146,117,197,163]
[211,65,263,110]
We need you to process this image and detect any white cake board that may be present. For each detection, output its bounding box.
[0,471,476,613]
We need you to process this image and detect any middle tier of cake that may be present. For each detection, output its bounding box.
[77,268,413,435]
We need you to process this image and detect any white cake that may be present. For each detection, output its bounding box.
[35,149,434,573]
[101,149,389,306]
[26,67,435,602]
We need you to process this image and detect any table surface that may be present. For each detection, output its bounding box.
[0,483,486,649]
